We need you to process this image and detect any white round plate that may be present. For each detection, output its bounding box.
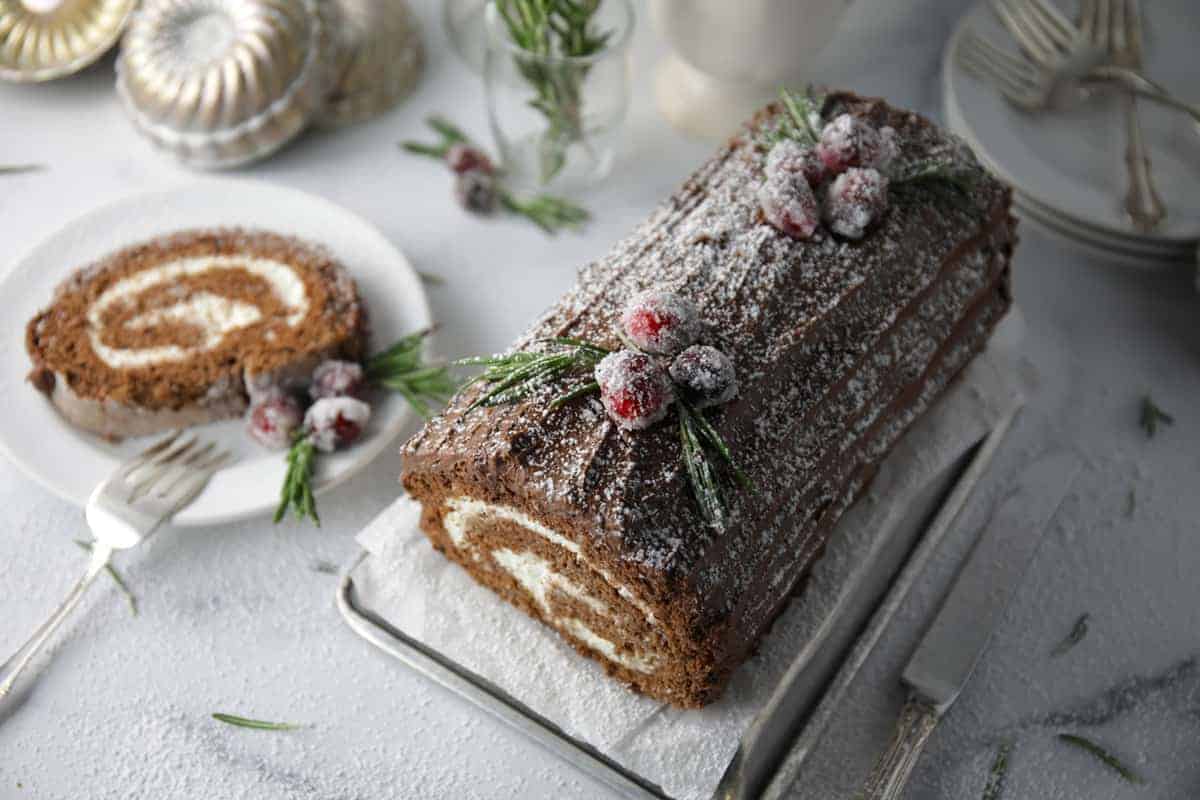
[0,181,431,526]
[943,0,1200,251]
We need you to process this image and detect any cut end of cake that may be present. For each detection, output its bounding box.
[26,228,367,440]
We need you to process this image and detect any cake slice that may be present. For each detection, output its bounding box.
[26,229,366,439]
[400,91,1015,708]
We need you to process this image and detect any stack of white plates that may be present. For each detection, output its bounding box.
[942,0,1199,267]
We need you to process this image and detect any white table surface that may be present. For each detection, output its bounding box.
[1,1,1197,798]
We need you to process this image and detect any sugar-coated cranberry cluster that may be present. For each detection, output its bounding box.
[759,113,898,241]
[595,291,738,430]
[247,360,371,452]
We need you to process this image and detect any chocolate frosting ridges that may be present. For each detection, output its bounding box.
[401,90,1015,706]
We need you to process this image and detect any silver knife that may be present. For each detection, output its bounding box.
[859,450,1082,800]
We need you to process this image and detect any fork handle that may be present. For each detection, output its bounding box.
[1120,94,1166,233]
[858,695,940,800]
[0,542,113,702]
[1085,66,1200,124]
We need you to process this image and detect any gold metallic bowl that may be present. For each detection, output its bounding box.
[0,0,136,82]
[115,0,337,168]
[319,0,424,128]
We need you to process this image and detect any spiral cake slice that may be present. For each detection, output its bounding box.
[401,91,1016,708]
[26,229,366,439]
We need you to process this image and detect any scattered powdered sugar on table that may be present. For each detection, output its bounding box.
[355,353,1018,800]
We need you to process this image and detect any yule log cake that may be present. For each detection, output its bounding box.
[27,229,366,439]
[401,90,1015,708]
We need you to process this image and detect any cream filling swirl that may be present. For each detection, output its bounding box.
[442,496,661,674]
[87,256,309,369]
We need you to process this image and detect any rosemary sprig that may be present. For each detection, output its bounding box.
[768,86,827,147]
[401,115,468,159]
[0,164,45,175]
[981,741,1012,800]
[1058,733,1143,784]
[1050,613,1090,658]
[494,0,611,183]
[73,540,138,617]
[678,400,751,527]
[890,157,979,200]
[455,337,611,411]
[402,116,590,234]
[1139,395,1174,437]
[365,329,457,419]
[275,330,455,527]
[276,436,319,526]
[498,189,589,232]
[212,713,304,731]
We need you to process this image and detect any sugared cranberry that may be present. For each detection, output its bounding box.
[455,169,497,214]
[758,172,820,240]
[817,114,886,175]
[445,143,495,175]
[823,167,890,240]
[594,350,673,431]
[309,359,366,401]
[247,391,303,450]
[620,291,700,355]
[765,139,826,187]
[304,396,371,452]
[669,345,738,408]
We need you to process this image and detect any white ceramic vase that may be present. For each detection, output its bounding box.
[650,0,854,139]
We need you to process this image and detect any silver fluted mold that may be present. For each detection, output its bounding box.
[318,0,424,128]
[115,0,337,169]
[0,0,136,82]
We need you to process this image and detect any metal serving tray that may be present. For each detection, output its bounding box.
[337,403,1021,799]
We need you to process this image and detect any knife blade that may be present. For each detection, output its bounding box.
[902,449,1082,710]
[860,449,1082,800]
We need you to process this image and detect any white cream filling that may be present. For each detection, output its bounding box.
[491,548,607,615]
[561,618,659,674]
[87,256,309,369]
[442,496,661,673]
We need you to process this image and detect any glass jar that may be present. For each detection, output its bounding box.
[483,0,634,192]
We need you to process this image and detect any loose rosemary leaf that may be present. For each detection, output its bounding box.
[1058,733,1143,784]
[212,713,303,731]
[73,540,138,617]
[981,741,1012,800]
[1050,613,1091,658]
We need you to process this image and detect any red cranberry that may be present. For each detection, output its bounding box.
[765,139,826,187]
[620,291,700,355]
[758,172,820,240]
[823,167,890,240]
[817,114,886,175]
[594,350,673,431]
[310,359,366,401]
[304,396,372,452]
[669,345,737,409]
[445,143,495,175]
[455,169,497,214]
[247,391,303,450]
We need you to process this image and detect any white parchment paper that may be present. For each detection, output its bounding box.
[353,350,1021,800]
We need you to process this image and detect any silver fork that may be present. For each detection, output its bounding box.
[959,3,1200,121]
[0,433,231,702]
[1081,0,1165,232]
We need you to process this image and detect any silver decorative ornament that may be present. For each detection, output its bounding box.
[0,0,137,82]
[115,0,337,168]
[319,0,424,128]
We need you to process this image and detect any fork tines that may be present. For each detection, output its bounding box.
[117,432,232,506]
